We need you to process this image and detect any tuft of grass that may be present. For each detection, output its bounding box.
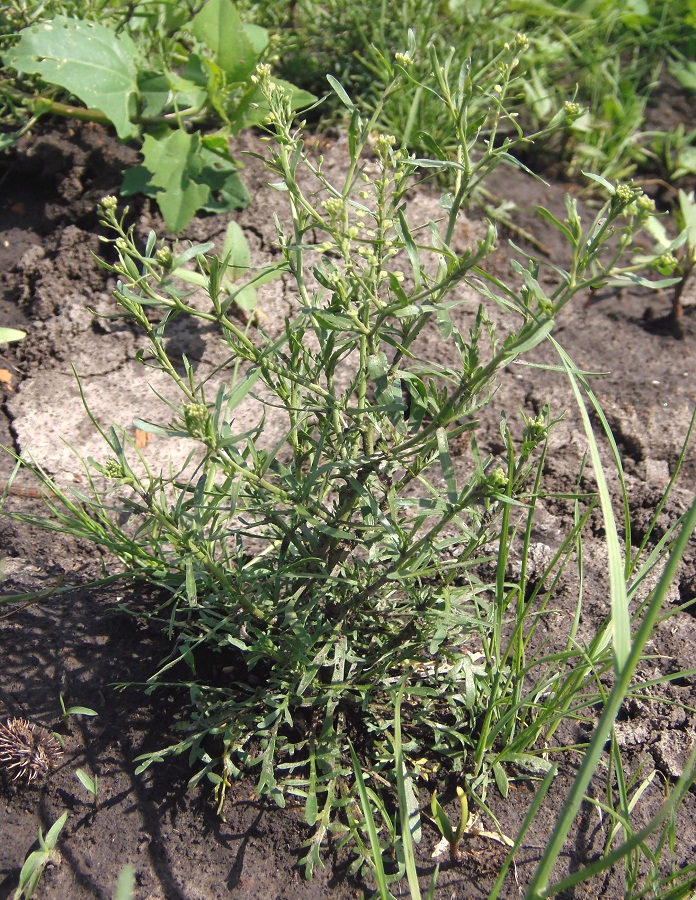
[13,812,68,900]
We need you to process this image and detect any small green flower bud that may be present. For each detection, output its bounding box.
[374,134,397,158]
[488,467,508,491]
[564,101,582,122]
[655,252,679,272]
[183,403,210,438]
[394,52,412,67]
[99,195,118,213]
[251,63,272,85]
[524,414,547,445]
[322,197,344,218]
[103,457,125,480]
[613,182,639,208]
[515,32,529,50]
[155,246,173,269]
[636,194,656,213]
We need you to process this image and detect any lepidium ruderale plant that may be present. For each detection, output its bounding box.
[4,45,664,878]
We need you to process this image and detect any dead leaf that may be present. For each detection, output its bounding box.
[135,428,153,449]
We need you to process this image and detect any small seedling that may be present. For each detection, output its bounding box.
[0,327,26,344]
[430,786,469,862]
[113,866,135,900]
[639,189,696,326]
[13,811,68,900]
[76,768,98,804]
[59,693,98,728]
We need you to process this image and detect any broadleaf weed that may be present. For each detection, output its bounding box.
[4,44,694,896]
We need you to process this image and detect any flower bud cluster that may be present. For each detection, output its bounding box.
[564,101,582,122]
[250,63,272,85]
[374,134,397,159]
[99,195,118,214]
[515,32,529,50]
[155,247,174,269]
[523,414,547,445]
[183,403,211,439]
[612,182,641,209]
[488,467,508,491]
[655,252,679,272]
[636,194,656,213]
[103,458,125,480]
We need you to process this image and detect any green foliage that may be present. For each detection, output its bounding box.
[5,16,139,139]
[0,327,26,344]
[243,0,696,186]
[6,54,674,888]
[76,767,99,801]
[3,8,696,892]
[430,785,468,862]
[0,0,314,231]
[13,812,68,900]
[633,188,696,321]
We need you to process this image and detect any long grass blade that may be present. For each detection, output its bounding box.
[524,497,696,898]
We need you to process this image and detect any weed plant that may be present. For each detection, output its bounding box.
[0,0,313,230]
[4,41,696,898]
[244,0,696,186]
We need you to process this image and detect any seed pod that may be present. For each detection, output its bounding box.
[0,717,62,785]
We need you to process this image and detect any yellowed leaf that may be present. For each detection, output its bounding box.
[135,428,152,449]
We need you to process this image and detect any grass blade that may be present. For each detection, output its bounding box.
[525,496,696,898]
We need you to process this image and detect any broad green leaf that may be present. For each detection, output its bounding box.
[63,705,98,717]
[198,147,251,213]
[312,311,363,332]
[201,131,236,162]
[123,130,211,232]
[221,221,250,280]
[43,812,68,848]
[76,767,98,795]
[226,366,261,411]
[493,761,509,798]
[4,17,139,140]
[326,74,355,111]
[431,792,455,844]
[138,71,206,119]
[191,0,262,82]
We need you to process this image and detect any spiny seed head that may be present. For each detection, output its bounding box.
[0,718,62,785]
